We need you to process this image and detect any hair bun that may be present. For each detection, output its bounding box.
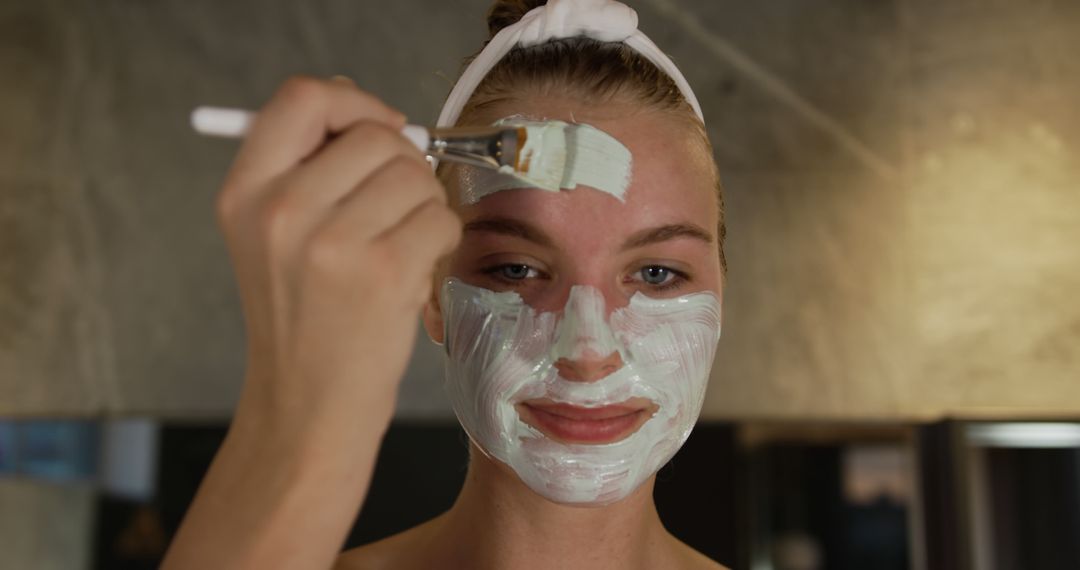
[486,0,547,39]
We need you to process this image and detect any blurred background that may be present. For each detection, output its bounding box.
[2,0,1078,568]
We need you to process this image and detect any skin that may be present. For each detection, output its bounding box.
[161,78,725,569]
[161,76,461,569]
[338,97,726,570]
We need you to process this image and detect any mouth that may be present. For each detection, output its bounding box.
[515,398,658,445]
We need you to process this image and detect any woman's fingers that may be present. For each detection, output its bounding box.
[255,145,446,269]
[311,157,461,304]
[281,121,437,221]
[379,200,463,304]
[224,76,407,197]
[320,154,450,243]
[211,75,460,416]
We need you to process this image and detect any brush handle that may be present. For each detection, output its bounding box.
[191,106,430,152]
[399,124,430,152]
[190,107,256,138]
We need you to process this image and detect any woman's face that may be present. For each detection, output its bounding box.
[424,96,724,504]
[425,96,723,335]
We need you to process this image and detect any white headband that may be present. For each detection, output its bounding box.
[437,0,704,127]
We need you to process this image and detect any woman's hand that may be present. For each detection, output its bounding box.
[223,76,459,438]
[162,76,461,570]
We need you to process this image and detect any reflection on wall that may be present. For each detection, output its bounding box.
[700,0,1080,420]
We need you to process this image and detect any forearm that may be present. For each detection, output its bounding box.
[161,395,392,570]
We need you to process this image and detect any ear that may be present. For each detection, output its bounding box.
[422,284,445,346]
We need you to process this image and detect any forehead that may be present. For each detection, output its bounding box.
[451,99,718,236]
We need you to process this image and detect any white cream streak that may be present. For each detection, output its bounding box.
[459,119,633,205]
[440,278,722,505]
[496,121,566,191]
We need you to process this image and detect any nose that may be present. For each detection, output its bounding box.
[554,350,624,383]
[550,284,624,382]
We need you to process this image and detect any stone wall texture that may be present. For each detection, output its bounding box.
[2,0,1079,421]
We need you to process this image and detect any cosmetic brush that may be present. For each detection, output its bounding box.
[190,106,567,192]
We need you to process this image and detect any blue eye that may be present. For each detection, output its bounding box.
[640,266,672,285]
[498,264,533,280]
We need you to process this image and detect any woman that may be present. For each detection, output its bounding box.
[163,1,727,568]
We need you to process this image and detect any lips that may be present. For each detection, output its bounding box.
[516,398,657,444]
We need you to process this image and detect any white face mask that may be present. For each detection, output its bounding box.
[440,278,722,506]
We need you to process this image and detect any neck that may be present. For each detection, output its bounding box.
[421,445,673,570]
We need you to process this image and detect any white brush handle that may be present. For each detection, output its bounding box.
[191,106,429,151]
[399,124,429,152]
[190,107,255,138]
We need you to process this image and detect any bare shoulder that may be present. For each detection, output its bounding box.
[333,539,392,570]
[334,516,444,570]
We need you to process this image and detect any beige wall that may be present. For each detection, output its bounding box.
[703,1,1080,420]
[0,480,94,570]
[3,0,1079,422]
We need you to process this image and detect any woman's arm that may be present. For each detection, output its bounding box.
[160,76,461,569]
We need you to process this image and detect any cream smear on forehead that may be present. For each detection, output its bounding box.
[440,278,722,505]
[458,118,633,205]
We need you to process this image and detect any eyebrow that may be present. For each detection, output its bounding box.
[463,216,713,251]
[462,217,555,248]
[621,223,714,250]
